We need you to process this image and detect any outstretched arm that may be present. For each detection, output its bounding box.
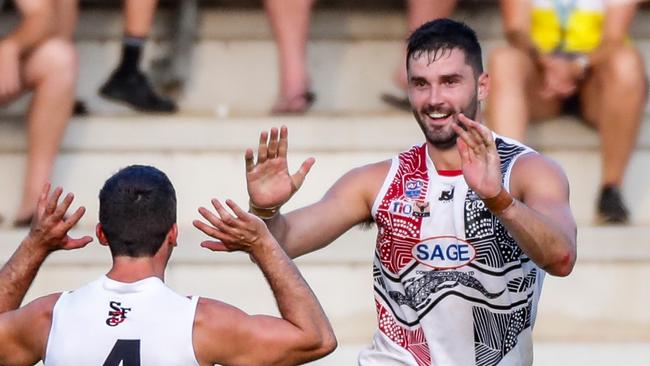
[452,115,576,276]
[193,199,336,365]
[245,125,386,258]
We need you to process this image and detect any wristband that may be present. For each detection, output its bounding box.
[482,188,515,214]
[249,200,281,220]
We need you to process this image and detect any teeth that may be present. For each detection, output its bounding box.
[428,112,450,119]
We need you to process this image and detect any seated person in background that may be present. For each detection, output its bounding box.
[0,0,77,227]
[99,0,177,112]
[487,0,647,224]
[0,166,336,365]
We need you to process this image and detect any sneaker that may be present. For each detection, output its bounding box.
[597,185,629,224]
[99,70,177,113]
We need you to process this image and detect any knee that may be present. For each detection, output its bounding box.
[26,38,78,86]
[598,45,646,89]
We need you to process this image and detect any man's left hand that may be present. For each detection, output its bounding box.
[451,114,503,199]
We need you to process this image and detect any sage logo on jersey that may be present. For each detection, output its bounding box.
[106,301,131,327]
[405,179,425,199]
[413,236,476,269]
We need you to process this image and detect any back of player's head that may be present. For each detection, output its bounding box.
[99,165,177,257]
[406,18,483,76]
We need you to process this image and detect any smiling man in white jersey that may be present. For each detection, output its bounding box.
[0,165,336,365]
[244,19,577,365]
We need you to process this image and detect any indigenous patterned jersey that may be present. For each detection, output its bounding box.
[45,276,199,366]
[359,136,545,366]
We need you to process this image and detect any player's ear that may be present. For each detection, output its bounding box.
[477,72,489,101]
[167,224,178,247]
[96,223,109,246]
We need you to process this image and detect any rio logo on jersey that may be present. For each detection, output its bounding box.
[106,301,132,327]
[413,236,476,269]
[389,199,430,217]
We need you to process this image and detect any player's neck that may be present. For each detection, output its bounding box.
[427,142,462,171]
[107,256,165,283]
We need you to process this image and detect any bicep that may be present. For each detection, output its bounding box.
[281,162,388,257]
[512,154,576,239]
[0,295,56,366]
[196,301,317,366]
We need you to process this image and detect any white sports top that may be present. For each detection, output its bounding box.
[45,276,199,366]
[360,135,545,366]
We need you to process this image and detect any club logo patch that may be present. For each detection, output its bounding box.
[405,179,426,199]
[106,301,131,327]
[413,236,476,269]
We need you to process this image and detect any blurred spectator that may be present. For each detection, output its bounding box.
[381,0,459,110]
[0,0,77,226]
[99,0,176,113]
[265,0,316,114]
[487,0,647,224]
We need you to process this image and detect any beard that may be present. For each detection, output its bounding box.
[413,91,479,151]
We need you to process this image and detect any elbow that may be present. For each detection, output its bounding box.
[308,330,338,359]
[544,248,576,277]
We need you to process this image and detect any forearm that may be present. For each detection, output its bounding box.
[492,199,576,276]
[0,237,50,312]
[252,240,333,345]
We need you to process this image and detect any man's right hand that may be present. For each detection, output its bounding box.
[23,183,93,253]
[193,198,279,259]
[0,40,21,104]
[245,126,315,210]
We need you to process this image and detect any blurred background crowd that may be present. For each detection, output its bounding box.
[0,0,648,227]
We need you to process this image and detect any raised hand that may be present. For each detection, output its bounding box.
[25,183,93,252]
[193,198,278,257]
[451,114,503,199]
[245,126,315,209]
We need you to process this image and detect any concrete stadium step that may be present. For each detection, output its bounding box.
[1,9,649,114]
[1,115,649,225]
[1,224,649,345]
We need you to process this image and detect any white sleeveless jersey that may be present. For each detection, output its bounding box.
[360,135,545,366]
[45,276,199,366]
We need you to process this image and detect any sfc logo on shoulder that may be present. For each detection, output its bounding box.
[413,236,476,269]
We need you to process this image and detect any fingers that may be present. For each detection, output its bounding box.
[53,193,75,221]
[63,206,86,230]
[36,182,52,216]
[225,199,250,221]
[193,218,234,243]
[291,157,316,192]
[200,241,229,252]
[45,187,63,215]
[244,148,255,173]
[267,127,279,159]
[257,130,269,164]
[456,114,494,153]
[278,125,288,158]
[65,235,94,250]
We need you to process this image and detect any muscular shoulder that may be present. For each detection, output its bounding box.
[509,152,569,201]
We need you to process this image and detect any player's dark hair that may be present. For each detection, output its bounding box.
[99,165,177,257]
[406,18,483,76]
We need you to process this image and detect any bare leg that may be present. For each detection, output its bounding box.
[15,39,77,223]
[486,46,562,141]
[53,0,79,40]
[124,0,158,37]
[580,45,645,188]
[393,0,458,91]
[264,0,315,113]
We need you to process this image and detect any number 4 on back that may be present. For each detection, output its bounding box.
[103,339,141,366]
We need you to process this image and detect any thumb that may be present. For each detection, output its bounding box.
[291,157,315,191]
